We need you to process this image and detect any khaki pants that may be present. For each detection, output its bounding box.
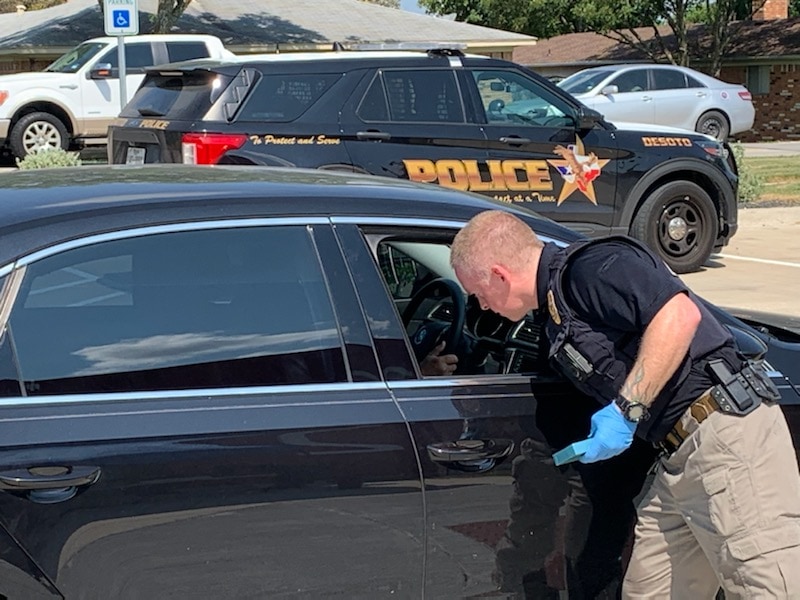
[623,402,800,599]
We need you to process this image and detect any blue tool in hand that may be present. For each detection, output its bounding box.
[552,402,637,465]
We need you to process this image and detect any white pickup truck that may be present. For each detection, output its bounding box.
[0,34,233,160]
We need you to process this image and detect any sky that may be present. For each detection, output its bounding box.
[400,0,425,14]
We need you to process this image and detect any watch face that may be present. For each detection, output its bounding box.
[627,404,646,420]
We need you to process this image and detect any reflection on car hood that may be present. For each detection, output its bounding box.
[608,120,714,138]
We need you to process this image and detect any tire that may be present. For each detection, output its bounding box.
[695,110,730,142]
[9,112,69,160]
[630,181,718,274]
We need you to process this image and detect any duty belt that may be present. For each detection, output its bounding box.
[658,388,721,455]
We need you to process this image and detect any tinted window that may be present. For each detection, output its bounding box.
[652,69,688,90]
[99,43,155,70]
[610,69,649,93]
[237,74,339,122]
[472,69,570,127]
[365,70,463,123]
[558,69,613,94]
[120,71,227,119]
[9,226,347,395]
[166,41,211,63]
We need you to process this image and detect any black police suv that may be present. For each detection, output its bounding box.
[107,46,739,275]
[0,165,797,598]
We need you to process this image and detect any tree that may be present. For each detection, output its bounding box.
[419,0,770,76]
[96,0,192,33]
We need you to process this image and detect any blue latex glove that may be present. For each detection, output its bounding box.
[579,402,637,463]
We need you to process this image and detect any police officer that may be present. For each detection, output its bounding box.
[450,210,800,598]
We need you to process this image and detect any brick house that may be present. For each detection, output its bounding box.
[0,0,534,72]
[513,0,800,142]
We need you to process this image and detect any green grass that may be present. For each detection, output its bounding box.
[742,156,800,205]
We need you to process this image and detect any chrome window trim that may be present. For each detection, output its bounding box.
[330,215,566,245]
[16,217,331,267]
[0,381,391,409]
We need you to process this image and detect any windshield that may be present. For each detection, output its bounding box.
[45,42,107,73]
[558,70,612,95]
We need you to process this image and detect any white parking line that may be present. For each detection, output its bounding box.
[716,254,800,268]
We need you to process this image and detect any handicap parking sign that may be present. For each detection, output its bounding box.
[104,0,139,35]
[113,10,130,28]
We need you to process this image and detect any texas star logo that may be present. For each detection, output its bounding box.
[546,138,609,205]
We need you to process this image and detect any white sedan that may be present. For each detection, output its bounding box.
[558,64,755,141]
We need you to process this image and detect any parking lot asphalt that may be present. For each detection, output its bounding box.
[681,205,800,327]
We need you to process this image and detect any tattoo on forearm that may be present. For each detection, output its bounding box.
[621,362,656,406]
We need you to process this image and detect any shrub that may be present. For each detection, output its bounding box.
[730,142,763,204]
[16,148,82,169]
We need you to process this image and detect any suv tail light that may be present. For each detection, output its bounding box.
[738,90,752,102]
[181,133,248,164]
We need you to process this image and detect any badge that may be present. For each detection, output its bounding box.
[547,289,561,325]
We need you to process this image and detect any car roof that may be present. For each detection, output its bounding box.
[0,165,579,266]
[573,63,728,84]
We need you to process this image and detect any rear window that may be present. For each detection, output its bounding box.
[236,74,340,122]
[120,72,231,119]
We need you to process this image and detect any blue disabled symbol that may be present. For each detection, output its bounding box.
[113,9,130,27]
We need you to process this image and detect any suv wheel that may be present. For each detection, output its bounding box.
[630,181,718,274]
[9,112,69,159]
[696,110,729,142]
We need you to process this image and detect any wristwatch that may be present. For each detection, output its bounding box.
[615,396,651,423]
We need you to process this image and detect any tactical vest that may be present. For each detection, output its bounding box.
[544,236,674,407]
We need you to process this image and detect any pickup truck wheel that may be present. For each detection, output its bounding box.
[9,112,69,159]
[630,181,718,274]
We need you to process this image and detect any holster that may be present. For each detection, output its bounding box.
[706,359,780,416]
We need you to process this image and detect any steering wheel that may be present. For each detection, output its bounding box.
[401,277,466,354]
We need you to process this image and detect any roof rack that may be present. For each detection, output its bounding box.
[334,41,467,56]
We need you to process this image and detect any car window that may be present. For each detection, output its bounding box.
[120,71,230,119]
[472,69,570,127]
[374,236,551,378]
[166,41,211,63]
[358,69,464,123]
[98,43,155,70]
[44,42,106,73]
[610,69,649,93]
[237,73,339,122]
[558,69,612,94]
[651,69,689,90]
[8,226,347,395]
[685,73,705,89]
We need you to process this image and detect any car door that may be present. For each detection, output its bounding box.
[586,68,655,126]
[461,67,622,237]
[335,218,658,598]
[650,68,708,131]
[340,68,487,179]
[0,220,424,598]
[79,40,154,135]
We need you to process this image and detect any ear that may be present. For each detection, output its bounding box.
[491,264,511,283]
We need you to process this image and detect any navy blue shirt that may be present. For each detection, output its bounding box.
[537,239,741,441]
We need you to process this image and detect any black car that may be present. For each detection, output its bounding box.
[107,46,739,274]
[0,166,795,599]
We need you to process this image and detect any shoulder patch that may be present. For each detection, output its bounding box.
[547,289,561,325]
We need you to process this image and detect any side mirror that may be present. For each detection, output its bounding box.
[575,107,604,130]
[89,63,114,79]
[489,82,505,92]
[600,84,619,96]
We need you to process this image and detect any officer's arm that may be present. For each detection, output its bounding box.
[619,292,701,407]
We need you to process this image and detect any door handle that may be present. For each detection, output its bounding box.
[499,136,531,145]
[0,465,101,490]
[59,84,79,90]
[427,439,514,473]
[0,466,101,504]
[642,95,653,102]
[356,130,391,141]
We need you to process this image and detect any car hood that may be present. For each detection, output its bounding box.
[0,71,76,88]
[608,120,712,138]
